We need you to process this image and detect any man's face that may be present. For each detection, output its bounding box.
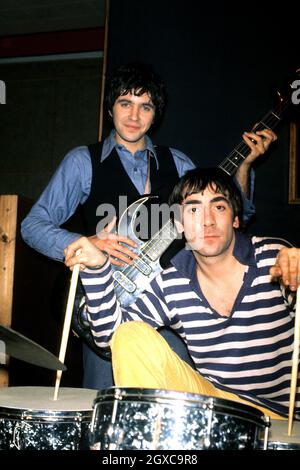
[110,91,155,151]
[176,185,239,257]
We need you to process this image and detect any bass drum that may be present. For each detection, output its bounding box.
[0,387,97,450]
[90,387,267,450]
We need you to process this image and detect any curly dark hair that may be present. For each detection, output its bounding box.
[105,63,167,124]
[169,167,244,227]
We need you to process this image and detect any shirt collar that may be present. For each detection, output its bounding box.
[101,130,159,168]
[171,230,256,279]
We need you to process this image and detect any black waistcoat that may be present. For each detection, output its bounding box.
[82,142,179,238]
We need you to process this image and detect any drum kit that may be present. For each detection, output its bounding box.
[0,262,299,451]
[0,323,299,450]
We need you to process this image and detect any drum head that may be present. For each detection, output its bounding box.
[268,419,300,447]
[0,387,97,412]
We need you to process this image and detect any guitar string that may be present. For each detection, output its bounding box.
[114,218,176,289]
[220,95,292,174]
[114,91,293,292]
[220,111,280,173]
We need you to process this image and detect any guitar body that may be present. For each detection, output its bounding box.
[112,196,167,307]
[71,196,177,356]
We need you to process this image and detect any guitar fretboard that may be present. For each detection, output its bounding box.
[218,94,291,176]
[141,219,178,262]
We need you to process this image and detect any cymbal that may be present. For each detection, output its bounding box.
[0,325,66,371]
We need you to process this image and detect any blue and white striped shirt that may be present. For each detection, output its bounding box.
[81,232,298,417]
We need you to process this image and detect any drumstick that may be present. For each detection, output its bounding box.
[288,285,300,436]
[53,250,81,400]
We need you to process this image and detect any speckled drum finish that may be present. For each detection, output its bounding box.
[90,388,267,450]
[0,387,97,450]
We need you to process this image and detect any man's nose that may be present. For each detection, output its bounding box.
[203,207,215,226]
[129,105,139,120]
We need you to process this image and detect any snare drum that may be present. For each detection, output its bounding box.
[0,387,97,450]
[90,388,267,450]
[262,419,300,450]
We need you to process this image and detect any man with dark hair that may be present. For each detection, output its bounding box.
[65,167,300,420]
[21,63,276,390]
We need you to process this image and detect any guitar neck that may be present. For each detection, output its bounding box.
[141,219,178,262]
[218,96,290,176]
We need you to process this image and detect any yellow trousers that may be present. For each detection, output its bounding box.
[111,321,285,421]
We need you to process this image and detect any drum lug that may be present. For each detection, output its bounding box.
[262,416,271,450]
[12,421,23,450]
[202,400,214,449]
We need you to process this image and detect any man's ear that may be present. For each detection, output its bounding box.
[174,219,184,234]
[233,216,239,229]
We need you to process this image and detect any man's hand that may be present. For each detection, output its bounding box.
[64,236,107,270]
[236,128,277,196]
[242,129,277,165]
[270,247,300,291]
[88,217,138,267]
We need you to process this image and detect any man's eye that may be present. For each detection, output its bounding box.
[142,105,153,112]
[215,205,226,211]
[187,206,201,214]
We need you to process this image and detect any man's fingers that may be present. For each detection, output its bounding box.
[117,235,137,248]
[104,216,117,234]
[271,248,300,291]
[269,265,282,279]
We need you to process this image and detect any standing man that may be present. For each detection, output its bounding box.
[21,63,276,389]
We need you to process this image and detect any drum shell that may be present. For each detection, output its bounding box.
[0,387,97,450]
[90,387,267,450]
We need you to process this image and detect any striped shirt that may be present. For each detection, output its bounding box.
[80,232,298,417]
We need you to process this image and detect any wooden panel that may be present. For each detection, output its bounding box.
[0,195,18,386]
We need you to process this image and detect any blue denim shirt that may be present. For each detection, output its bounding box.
[21,131,255,261]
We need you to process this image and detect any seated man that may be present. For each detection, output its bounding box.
[64,167,299,420]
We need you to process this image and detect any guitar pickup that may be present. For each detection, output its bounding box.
[113,271,136,293]
[133,255,152,276]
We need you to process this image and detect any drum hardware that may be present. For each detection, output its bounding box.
[203,399,214,449]
[262,416,271,450]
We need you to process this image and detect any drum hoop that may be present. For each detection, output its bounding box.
[266,440,300,450]
[0,406,93,422]
[94,387,267,427]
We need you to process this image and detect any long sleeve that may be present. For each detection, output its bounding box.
[21,146,92,261]
[80,260,170,349]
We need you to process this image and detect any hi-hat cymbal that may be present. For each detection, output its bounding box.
[0,325,66,371]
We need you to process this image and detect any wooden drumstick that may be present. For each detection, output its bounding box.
[288,285,300,436]
[53,250,81,400]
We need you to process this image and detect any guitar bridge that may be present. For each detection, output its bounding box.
[113,270,136,293]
